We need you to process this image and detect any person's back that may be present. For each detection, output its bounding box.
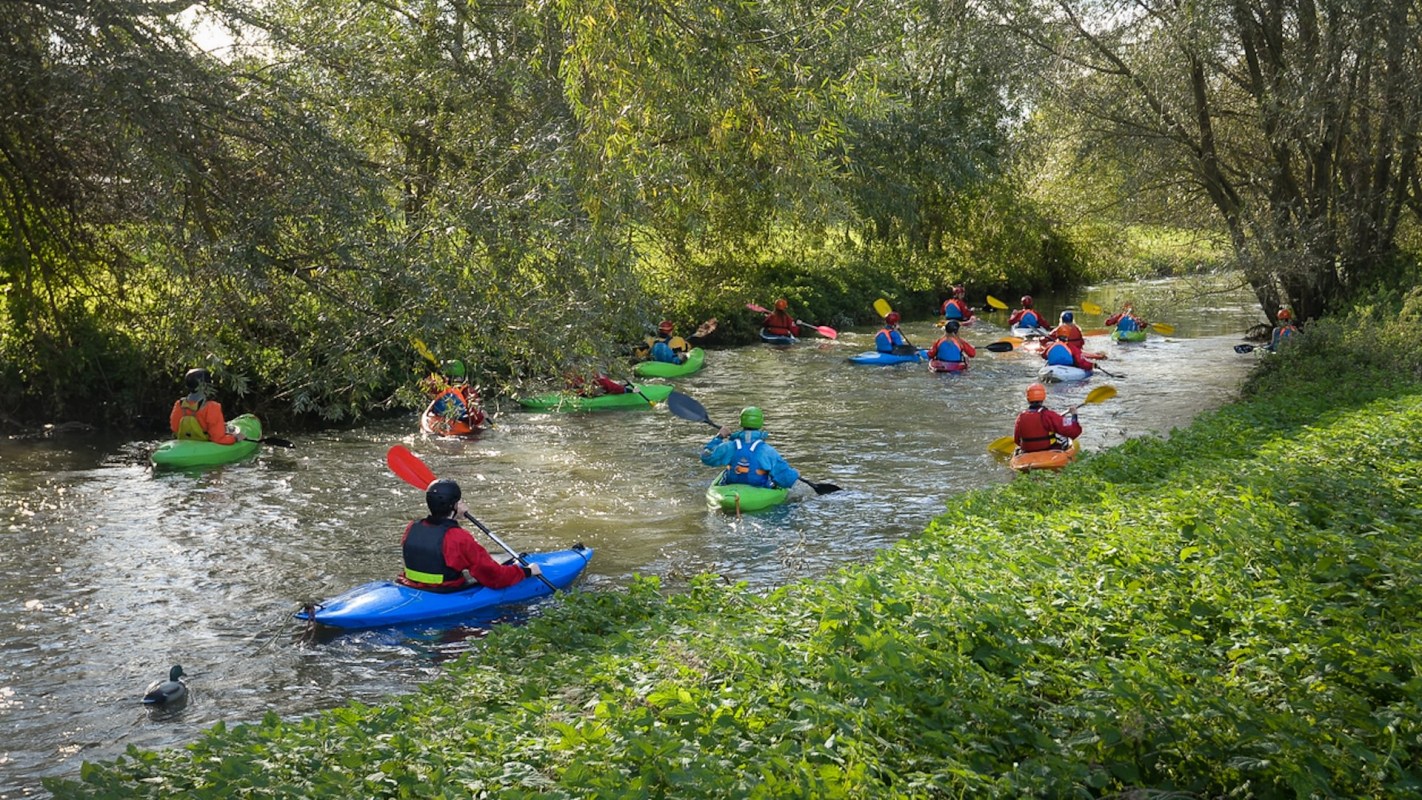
[1270,309,1298,349]
[700,407,800,489]
[875,312,910,354]
[401,479,540,591]
[1014,383,1082,453]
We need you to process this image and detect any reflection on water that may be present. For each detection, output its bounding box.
[0,277,1266,795]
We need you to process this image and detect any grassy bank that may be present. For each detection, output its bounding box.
[50,308,1422,797]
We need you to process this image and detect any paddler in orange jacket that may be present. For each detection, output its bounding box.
[169,368,245,444]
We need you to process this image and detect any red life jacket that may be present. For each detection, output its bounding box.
[1014,407,1064,453]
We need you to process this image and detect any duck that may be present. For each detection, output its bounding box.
[141,665,188,706]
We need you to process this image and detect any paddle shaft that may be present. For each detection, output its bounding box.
[461,512,560,593]
[253,436,294,448]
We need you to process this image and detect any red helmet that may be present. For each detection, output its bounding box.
[1277,308,1292,321]
[886,312,901,325]
[1020,295,1033,308]
[774,298,788,311]
[1026,383,1047,402]
[953,284,966,298]
[658,320,674,334]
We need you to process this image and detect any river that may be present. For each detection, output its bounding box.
[0,277,1265,796]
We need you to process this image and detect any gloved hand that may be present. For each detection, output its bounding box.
[524,562,543,578]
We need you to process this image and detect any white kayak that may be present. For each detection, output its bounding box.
[1038,363,1092,382]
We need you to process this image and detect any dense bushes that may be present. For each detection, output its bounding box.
[50,309,1422,798]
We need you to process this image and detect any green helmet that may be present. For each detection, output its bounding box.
[739,406,764,430]
[443,359,467,379]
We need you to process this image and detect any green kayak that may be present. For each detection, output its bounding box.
[518,383,675,412]
[705,473,790,513]
[152,413,263,469]
[633,348,705,379]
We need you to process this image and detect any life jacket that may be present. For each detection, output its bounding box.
[1017,310,1040,328]
[1272,324,1298,347]
[725,437,772,488]
[1044,342,1078,366]
[402,518,463,586]
[650,339,682,364]
[1015,406,1065,453]
[1116,315,1141,333]
[930,337,963,363]
[175,399,209,441]
[430,387,470,419]
[942,299,970,320]
[875,327,901,353]
[1051,324,1084,345]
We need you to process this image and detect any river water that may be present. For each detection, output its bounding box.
[0,277,1265,796]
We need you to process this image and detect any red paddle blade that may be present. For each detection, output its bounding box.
[745,303,769,314]
[387,445,436,490]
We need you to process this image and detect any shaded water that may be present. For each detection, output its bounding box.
[0,277,1266,796]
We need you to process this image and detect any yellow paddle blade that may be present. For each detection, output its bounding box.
[1150,321,1176,335]
[1081,300,1104,315]
[412,338,438,366]
[1085,385,1117,404]
[873,298,893,318]
[986,295,1009,310]
[987,435,1016,455]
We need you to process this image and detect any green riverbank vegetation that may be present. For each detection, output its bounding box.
[50,298,1422,797]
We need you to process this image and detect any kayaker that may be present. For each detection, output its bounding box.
[875,312,916,355]
[1040,337,1099,373]
[647,321,688,365]
[169,368,245,444]
[1269,307,1299,350]
[1043,310,1085,348]
[1007,295,1042,330]
[427,359,486,428]
[1103,303,1147,335]
[700,406,807,495]
[761,299,800,340]
[940,284,976,323]
[399,479,543,591]
[566,372,629,397]
[1014,383,1082,453]
[928,320,976,369]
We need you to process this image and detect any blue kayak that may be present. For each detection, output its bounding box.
[848,349,927,365]
[294,545,593,629]
[760,331,797,346]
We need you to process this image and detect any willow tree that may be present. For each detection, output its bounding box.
[1002,0,1422,320]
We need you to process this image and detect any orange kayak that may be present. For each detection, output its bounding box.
[1009,439,1080,473]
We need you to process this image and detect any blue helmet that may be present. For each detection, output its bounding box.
[1061,311,1074,323]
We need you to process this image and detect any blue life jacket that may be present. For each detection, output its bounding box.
[874,328,904,353]
[725,438,773,488]
[931,338,963,363]
[650,339,682,364]
[430,387,469,420]
[1045,342,1077,366]
[1018,310,1039,328]
[1116,316,1140,333]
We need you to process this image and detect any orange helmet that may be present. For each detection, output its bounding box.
[1026,383,1047,403]
[658,320,674,334]
[1020,295,1033,308]
[1277,308,1292,321]
[774,298,788,311]
[886,312,901,325]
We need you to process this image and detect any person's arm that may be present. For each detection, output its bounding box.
[447,530,530,589]
[959,339,976,358]
[169,401,183,434]
[1050,408,1083,439]
[1104,312,1123,325]
[199,402,238,444]
[700,432,733,466]
[765,445,800,489]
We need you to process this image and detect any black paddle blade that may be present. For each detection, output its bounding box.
[667,391,716,427]
[1233,344,1255,353]
[801,478,841,495]
[259,437,295,448]
[985,341,1014,353]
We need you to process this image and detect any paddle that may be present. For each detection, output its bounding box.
[985,341,1016,353]
[987,384,1117,455]
[1233,343,1272,354]
[666,391,841,495]
[985,295,1009,311]
[1150,322,1176,336]
[1081,300,1104,315]
[795,320,838,339]
[252,436,295,448]
[872,297,914,350]
[384,445,559,593]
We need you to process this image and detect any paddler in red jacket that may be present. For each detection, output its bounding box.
[169,368,245,444]
[1013,382,1082,453]
[761,298,800,339]
[399,479,543,591]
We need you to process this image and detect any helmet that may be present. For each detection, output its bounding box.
[1026,383,1047,403]
[886,312,901,325]
[953,284,966,298]
[774,298,788,311]
[425,478,462,517]
[658,320,675,334]
[443,359,467,379]
[1020,295,1033,308]
[1060,311,1074,323]
[944,320,960,334]
[739,406,764,430]
[1277,308,1293,321]
[183,368,211,391]
[1123,303,1134,311]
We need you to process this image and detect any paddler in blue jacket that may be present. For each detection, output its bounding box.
[875,312,916,355]
[700,406,804,493]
